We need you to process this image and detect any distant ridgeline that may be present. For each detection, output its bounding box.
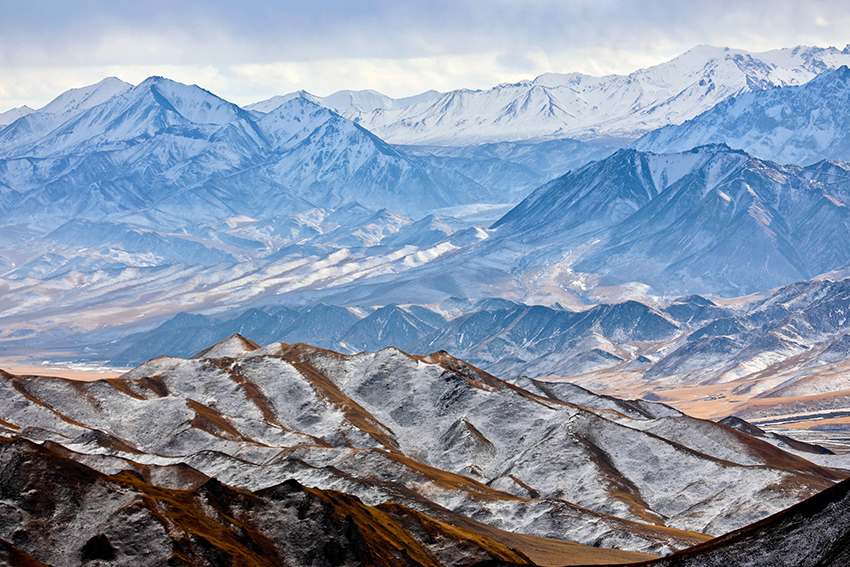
[4,46,850,366]
[108,277,850,395]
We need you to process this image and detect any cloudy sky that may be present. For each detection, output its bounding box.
[1,0,848,112]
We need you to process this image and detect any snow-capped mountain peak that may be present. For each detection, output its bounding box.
[633,64,850,165]
[262,44,850,146]
[134,75,244,126]
[244,90,322,114]
[0,77,134,152]
[38,76,132,118]
[2,76,248,159]
[0,105,34,127]
[256,96,344,149]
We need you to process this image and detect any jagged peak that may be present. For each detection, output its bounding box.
[264,93,331,115]
[191,334,260,359]
[36,76,132,116]
[810,64,850,83]
[245,90,324,114]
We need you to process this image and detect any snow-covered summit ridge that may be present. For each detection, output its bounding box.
[633,64,850,165]
[250,45,850,146]
[0,76,244,158]
[0,77,133,150]
[0,76,481,221]
[38,76,132,117]
[0,105,34,127]
[246,88,442,115]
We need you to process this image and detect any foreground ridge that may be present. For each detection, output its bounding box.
[0,437,534,567]
[0,338,846,565]
[613,475,850,567]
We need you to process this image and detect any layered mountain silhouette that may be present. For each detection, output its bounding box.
[91,275,850,449]
[3,44,850,567]
[63,273,850,398]
[0,77,493,225]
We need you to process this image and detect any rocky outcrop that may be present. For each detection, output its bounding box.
[0,438,533,567]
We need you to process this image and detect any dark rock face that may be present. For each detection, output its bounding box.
[80,535,116,561]
[0,438,531,567]
[621,476,850,567]
[0,538,50,567]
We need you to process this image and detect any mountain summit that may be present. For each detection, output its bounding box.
[634,65,850,165]
[250,45,850,146]
[494,144,850,295]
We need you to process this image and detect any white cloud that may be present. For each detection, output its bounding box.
[2,1,850,111]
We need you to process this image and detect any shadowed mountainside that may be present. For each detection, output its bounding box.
[613,475,850,567]
[0,437,539,567]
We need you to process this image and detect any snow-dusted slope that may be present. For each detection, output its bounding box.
[253,45,850,146]
[0,77,132,151]
[0,437,540,567]
[0,77,489,224]
[0,341,841,555]
[247,88,442,115]
[640,476,850,567]
[634,66,850,165]
[494,144,850,296]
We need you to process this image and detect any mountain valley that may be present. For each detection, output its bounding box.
[3,41,850,566]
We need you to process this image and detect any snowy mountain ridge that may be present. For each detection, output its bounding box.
[0,77,500,224]
[0,340,843,557]
[248,44,850,146]
[633,65,850,165]
[245,88,442,115]
[0,77,132,152]
[0,105,34,127]
[491,143,850,296]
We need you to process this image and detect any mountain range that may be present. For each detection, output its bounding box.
[3,43,850,567]
[1,337,847,564]
[4,44,847,233]
[249,45,850,146]
[0,77,487,225]
[5,142,850,374]
[3,49,850,414]
[92,274,850,437]
[633,65,850,165]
